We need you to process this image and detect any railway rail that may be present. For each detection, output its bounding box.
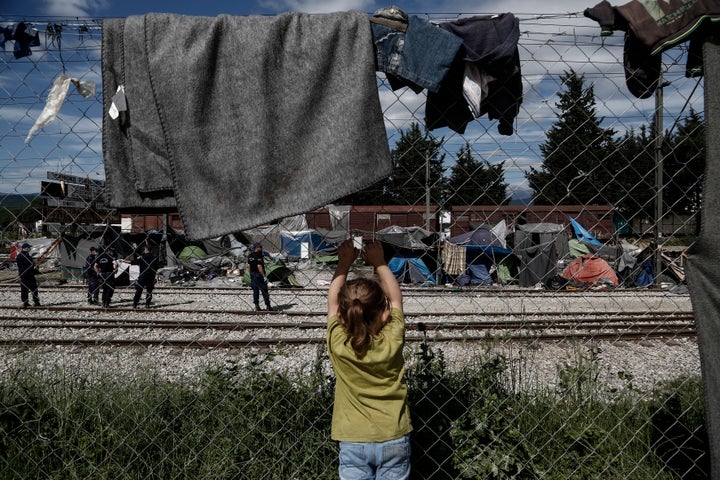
[0,280,695,350]
[0,308,697,349]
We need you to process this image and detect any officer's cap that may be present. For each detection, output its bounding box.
[21,243,31,249]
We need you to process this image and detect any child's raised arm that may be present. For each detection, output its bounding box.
[327,239,359,318]
[362,241,402,312]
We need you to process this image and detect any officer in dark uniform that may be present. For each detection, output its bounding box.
[83,245,100,305]
[247,242,272,311]
[94,246,118,308]
[126,244,158,308]
[16,242,40,308]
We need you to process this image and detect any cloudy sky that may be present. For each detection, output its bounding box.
[0,0,703,200]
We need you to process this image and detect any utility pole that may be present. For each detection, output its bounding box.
[654,74,665,283]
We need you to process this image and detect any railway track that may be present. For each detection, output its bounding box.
[0,309,697,349]
[0,281,695,350]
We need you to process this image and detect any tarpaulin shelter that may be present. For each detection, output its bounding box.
[177,245,207,261]
[388,253,435,285]
[280,230,332,259]
[561,254,619,286]
[373,226,437,285]
[514,222,570,287]
[447,225,513,285]
[569,217,602,247]
[242,260,300,287]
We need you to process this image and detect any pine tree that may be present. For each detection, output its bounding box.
[445,142,509,206]
[526,70,616,205]
[385,122,447,206]
[664,108,705,216]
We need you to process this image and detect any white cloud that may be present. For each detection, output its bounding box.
[257,0,376,14]
[41,0,110,16]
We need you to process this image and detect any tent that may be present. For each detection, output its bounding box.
[561,254,619,286]
[447,225,514,285]
[569,217,602,247]
[388,252,435,285]
[374,225,435,250]
[280,230,331,259]
[177,245,207,261]
[514,222,570,288]
[242,260,300,287]
[372,226,437,285]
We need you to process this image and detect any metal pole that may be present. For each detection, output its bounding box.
[425,152,431,231]
[654,73,664,283]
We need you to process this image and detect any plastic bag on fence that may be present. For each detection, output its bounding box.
[25,74,96,144]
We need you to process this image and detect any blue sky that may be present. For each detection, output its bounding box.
[0,0,704,201]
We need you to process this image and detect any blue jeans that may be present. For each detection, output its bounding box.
[338,434,411,480]
[372,15,463,94]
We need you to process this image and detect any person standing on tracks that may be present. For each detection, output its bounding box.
[126,243,158,308]
[247,242,272,311]
[326,239,412,480]
[83,245,100,305]
[16,242,41,308]
[94,245,118,308]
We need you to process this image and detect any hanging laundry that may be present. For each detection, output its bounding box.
[370,10,464,94]
[584,0,720,97]
[10,22,40,59]
[25,75,96,144]
[102,11,391,241]
[426,13,523,136]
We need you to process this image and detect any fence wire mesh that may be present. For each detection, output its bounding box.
[0,11,708,480]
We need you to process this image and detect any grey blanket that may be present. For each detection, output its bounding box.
[102,11,391,240]
[686,34,720,480]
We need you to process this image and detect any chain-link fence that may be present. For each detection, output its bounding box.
[0,11,709,479]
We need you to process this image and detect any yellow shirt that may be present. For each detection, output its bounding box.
[327,308,413,442]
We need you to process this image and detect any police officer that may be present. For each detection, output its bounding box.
[247,242,272,311]
[16,242,40,308]
[83,245,100,305]
[94,246,118,308]
[126,244,158,308]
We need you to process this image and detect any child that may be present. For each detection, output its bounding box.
[327,239,412,480]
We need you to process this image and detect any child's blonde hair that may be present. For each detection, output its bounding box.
[337,277,388,358]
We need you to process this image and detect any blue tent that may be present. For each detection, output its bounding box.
[280,230,331,258]
[388,253,435,285]
[448,226,513,285]
[569,218,602,247]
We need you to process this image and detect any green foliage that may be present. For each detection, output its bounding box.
[663,108,705,218]
[527,70,617,205]
[0,196,43,231]
[444,142,510,207]
[0,346,709,479]
[337,122,446,206]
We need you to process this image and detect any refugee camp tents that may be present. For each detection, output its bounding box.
[280,230,331,259]
[373,226,437,285]
[242,260,300,287]
[374,225,435,250]
[561,254,619,286]
[177,245,207,261]
[569,217,602,247]
[447,225,513,285]
[388,252,435,285]
[514,222,570,288]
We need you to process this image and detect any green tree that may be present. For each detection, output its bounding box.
[526,70,616,205]
[445,143,509,206]
[337,122,446,206]
[608,124,657,220]
[385,122,446,205]
[664,108,705,216]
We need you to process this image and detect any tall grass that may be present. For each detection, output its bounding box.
[0,343,709,479]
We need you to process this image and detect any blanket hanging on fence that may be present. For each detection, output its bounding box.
[686,34,720,480]
[102,11,391,240]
